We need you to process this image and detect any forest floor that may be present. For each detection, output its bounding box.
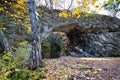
[40,56,120,80]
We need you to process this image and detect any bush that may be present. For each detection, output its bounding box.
[9,69,46,80]
[0,47,46,80]
[0,51,17,80]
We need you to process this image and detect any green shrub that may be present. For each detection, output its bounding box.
[0,47,45,80]
[0,51,17,80]
[9,68,46,80]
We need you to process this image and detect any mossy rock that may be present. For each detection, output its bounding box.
[42,32,69,58]
[41,40,51,58]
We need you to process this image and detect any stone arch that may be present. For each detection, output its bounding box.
[53,23,89,50]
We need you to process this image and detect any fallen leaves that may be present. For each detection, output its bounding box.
[40,56,120,80]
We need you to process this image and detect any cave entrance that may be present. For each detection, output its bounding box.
[53,23,90,57]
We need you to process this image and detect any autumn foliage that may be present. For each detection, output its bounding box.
[59,0,103,18]
[0,0,31,31]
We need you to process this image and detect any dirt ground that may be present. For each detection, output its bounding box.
[41,56,120,80]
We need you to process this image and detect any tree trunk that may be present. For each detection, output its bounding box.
[28,0,42,69]
[0,29,16,56]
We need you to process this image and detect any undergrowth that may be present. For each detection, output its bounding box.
[0,46,46,80]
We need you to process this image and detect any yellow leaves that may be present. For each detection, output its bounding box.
[19,41,28,46]
[76,15,81,18]
[33,72,40,79]
[0,7,4,11]
[61,10,68,14]
[10,14,21,19]
[108,0,112,2]
[80,0,90,6]
[72,7,82,18]
[4,70,11,77]
[27,26,32,32]
[85,6,90,12]
[82,1,87,6]
[60,75,66,79]
[14,4,21,9]
[72,11,78,16]
[93,70,99,75]
[98,7,102,11]
[46,76,56,80]
[74,7,82,12]
[8,0,29,30]
[59,8,82,18]
[8,0,28,22]
[17,0,25,5]
[92,0,97,5]
[59,10,69,18]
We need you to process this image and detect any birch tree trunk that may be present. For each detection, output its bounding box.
[28,0,42,69]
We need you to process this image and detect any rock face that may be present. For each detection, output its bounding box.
[37,7,120,57]
[52,17,120,57]
[68,32,119,57]
[85,32,120,57]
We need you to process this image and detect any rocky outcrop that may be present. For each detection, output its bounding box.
[50,17,120,57]
[87,32,120,57]
[37,7,120,57]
